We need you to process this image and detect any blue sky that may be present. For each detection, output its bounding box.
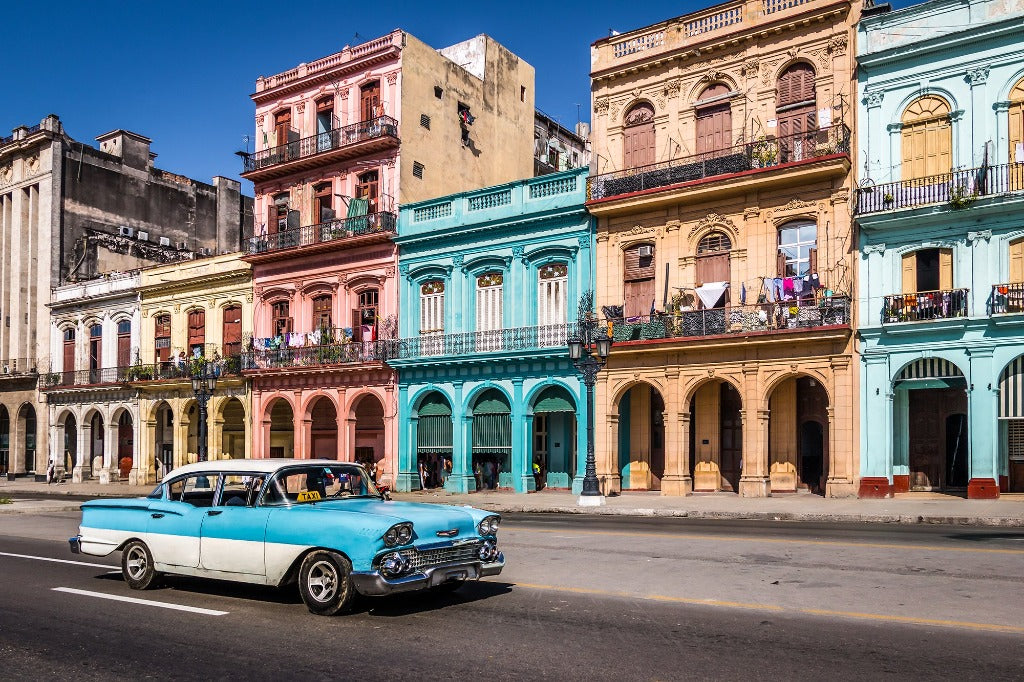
[2,0,914,194]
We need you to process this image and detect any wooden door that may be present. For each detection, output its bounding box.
[1009,420,1024,492]
[155,315,171,364]
[901,96,952,180]
[273,110,291,148]
[719,383,742,493]
[902,252,918,293]
[695,253,730,287]
[63,331,75,377]
[187,309,205,355]
[623,104,656,170]
[222,306,242,357]
[696,104,732,156]
[909,388,967,490]
[1010,239,1024,285]
[361,81,381,121]
[117,323,131,368]
[356,171,379,214]
[777,63,817,161]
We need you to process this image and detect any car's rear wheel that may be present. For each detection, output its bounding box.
[298,550,354,616]
[121,540,160,590]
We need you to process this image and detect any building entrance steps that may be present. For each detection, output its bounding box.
[5,478,1024,526]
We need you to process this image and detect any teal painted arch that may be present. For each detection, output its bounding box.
[525,244,578,266]
[407,385,456,418]
[461,381,513,417]
[888,354,969,385]
[407,263,451,282]
[523,378,581,417]
[464,254,510,276]
[994,68,1024,102]
[891,89,961,123]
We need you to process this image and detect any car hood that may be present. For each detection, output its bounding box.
[307,499,481,540]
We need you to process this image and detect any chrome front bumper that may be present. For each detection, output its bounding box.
[68,535,81,554]
[351,552,505,597]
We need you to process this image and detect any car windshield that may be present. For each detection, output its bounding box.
[262,464,379,506]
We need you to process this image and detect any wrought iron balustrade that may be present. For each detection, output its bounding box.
[241,116,398,173]
[243,340,388,370]
[587,123,850,201]
[391,323,579,360]
[882,289,969,323]
[247,211,396,255]
[857,163,1024,214]
[604,297,850,341]
[990,283,1024,315]
[40,366,131,389]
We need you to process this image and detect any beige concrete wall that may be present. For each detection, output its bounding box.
[398,34,535,204]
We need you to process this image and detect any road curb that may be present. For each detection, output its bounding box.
[0,503,82,515]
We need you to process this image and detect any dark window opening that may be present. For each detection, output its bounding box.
[420,114,431,130]
[412,161,424,179]
[917,248,941,292]
[272,301,292,337]
[434,86,443,99]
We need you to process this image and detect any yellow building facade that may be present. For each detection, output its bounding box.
[135,253,253,482]
[588,0,859,497]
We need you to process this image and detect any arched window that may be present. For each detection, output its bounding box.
[316,95,336,138]
[538,263,568,335]
[696,84,732,157]
[476,273,504,351]
[1009,78,1024,187]
[89,324,102,372]
[314,182,334,223]
[62,327,76,373]
[354,289,378,342]
[154,314,171,364]
[622,103,656,170]
[312,295,332,332]
[222,306,242,358]
[624,243,655,318]
[696,232,732,304]
[420,280,445,356]
[777,221,817,278]
[361,80,381,121]
[901,96,952,180]
[117,319,131,367]
[187,309,205,356]
[273,109,292,149]
[271,301,291,337]
[777,63,817,161]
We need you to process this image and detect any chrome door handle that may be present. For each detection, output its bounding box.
[207,510,223,516]
[151,513,164,519]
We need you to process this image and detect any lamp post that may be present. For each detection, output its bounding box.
[190,357,220,462]
[568,295,612,506]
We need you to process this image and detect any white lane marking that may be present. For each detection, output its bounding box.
[0,551,115,570]
[52,587,229,616]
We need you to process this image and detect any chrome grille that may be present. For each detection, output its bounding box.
[406,543,480,571]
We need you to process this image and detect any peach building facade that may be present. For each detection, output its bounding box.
[587,0,860,497]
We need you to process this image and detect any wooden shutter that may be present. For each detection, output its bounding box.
[351,309,362,342]
[1010,238,1024,284]
[902,252,918,293]
[777,251,787,278]
[63,337,75,373]
[939,248,953,290]
[117,333,131,367]
[808,247,818,275]
[361,82,381,121]
[901,97,952,180]
[778,63,816,107]
[223,306,242,357]
[188,310,205,351]
[624,280,654,318]
[623,104,656,170]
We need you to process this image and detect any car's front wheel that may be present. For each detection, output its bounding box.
[298,550,355,616]
[121,540,161,590]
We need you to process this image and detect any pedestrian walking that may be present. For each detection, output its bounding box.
[46,457,55,485]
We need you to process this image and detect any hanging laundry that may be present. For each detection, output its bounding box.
[740,281,747,305]
[308,329,322,345]
[793,277,804,294]
[696,281,729,309]
[764,280,776,303]
[773,278,785,302]
[810,273,821,290]
[783,277,794,296]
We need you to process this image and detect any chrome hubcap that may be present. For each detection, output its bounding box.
[306,560,338,602]
[126,546,147,580]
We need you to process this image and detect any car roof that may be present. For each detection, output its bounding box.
[162,458,365,481]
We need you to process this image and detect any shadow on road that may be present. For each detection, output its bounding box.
[944,531,1024,542]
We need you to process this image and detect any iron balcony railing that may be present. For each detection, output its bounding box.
[1,358,39,377]
[40,366,131,389]
[247,211,397,255]
[41,357,243,389]
[241,116,399,174]
[391,323,579,360]
[990,283,1024,315]
[882,289,969,323]
[587,123,851,201]
[243,341,389,370]
[856,163,1024,214]
[604,297,850,341]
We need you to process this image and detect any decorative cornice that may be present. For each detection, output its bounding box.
[689,212,737,239]
[864,91,884,109]
[965,66,990,87]
[967,229,992,243]
[863,243,886,255]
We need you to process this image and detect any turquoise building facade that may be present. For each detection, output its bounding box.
[856,0,1024,498]
[390,168,593,494]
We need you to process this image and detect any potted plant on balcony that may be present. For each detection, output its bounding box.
[883,192,894,206]
[949,182,977,209]
[751,136,777,168]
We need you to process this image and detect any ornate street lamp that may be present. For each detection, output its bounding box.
[568,292,612,506]
[190,356,221,462]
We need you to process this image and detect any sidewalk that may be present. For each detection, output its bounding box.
[3,478,1024,525]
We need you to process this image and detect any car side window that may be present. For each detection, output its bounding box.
[178,474,216,507]
[216,474,266,507]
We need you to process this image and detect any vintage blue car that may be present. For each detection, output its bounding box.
[69,459,504,615]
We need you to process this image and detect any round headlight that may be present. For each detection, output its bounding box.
[381,552,403,576]
[478,540,495,561]
[397,524,412,544]
[383,527,399,546]
[489,517,500,533]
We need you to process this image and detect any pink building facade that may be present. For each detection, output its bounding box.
[241,30,536,488]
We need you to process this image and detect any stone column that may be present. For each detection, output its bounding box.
[73,418,89,483]
[660,369,690,496]
[511,378,531,493]
[739,366,769,497]
[446,381,475,493]
[99,411,115,484]
[967,348,999,499]
[396,385,417,492]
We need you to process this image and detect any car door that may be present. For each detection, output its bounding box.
[199,474,270,576]
[146,473,215,568]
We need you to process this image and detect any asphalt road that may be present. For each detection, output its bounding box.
[1,511,1022,680]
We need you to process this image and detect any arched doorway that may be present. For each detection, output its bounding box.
[623,102,656,170]
[998,355,1024,492]
[776,62,817,162]
[531,385,577,490]
[352,394,384,468]
[695,232,732,306]
[220,398,245,459]
[472,389,511,491]
[17,404,36,473]
[689,380,743,493]
[63,413,78,473]
[695,83,732,157]
[617,383,666,490]
[415,392,452,490]
[767,375,829,495]
[153,401,174,477]
[309,396,338,459]
[893,358,967,492]
[268,399,295,458]
[1009,78,1024,189]
[185,402,199,463]
[88,412,104,478]
[116,410,133,478]
[0,406,9,475]
[900,95,952,180]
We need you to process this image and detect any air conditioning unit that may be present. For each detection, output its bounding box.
[176,241,189,250]
[137,231,149,241]
[198,247,212,256]
[638,245,653,258]
[158,237,171,247]
[118,226,135,238]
